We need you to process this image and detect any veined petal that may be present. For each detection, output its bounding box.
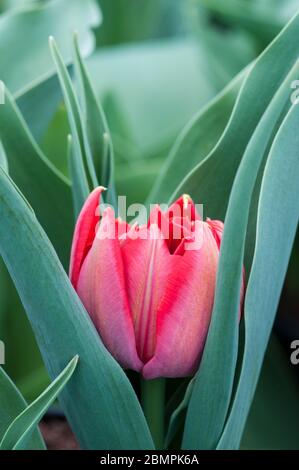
[121,224,172,363]
[206,219,224,248]
[69,186,105,288]
[143,222,219,379]
[77,208,142,372]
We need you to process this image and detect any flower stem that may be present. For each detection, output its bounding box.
[141,378,165,449]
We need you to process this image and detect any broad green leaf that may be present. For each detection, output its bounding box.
[16,70,65,143]
[40,103,70,177]
[182,12,299,449]
[172,11,299,222]
[0,3,97,404]
[0,168,153,450]
[0,367,45,449]
[50,36,97,214]
[147,68,245,205]
[217,96,299,450]
[0,356,78,450]
[73,34,116,207]
[2,268,50,402]
[0,197,48,402]
[0,141,8,171]
[0,87,73,269]
[193,7,256,92]
[0,0,101,95]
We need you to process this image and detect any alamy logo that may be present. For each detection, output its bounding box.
[0,341,5,365]
[290,340,299,365]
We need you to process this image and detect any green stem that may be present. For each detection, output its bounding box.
[141,378,165,449]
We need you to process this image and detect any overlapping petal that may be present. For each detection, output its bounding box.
[70,189,243,379]
[143,222,219,379]
[69,186,105,288]
[206,219,224,248]
[77,208,142,372]
[121,224,174,363]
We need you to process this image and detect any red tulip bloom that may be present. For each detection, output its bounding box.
[70,187,237,379]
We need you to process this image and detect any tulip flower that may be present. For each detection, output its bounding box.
[70,187,239,380]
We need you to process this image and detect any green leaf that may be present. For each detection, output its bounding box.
[217,95,299,450]
[40,103,70,177]
[172,11,299,222]
[165,379,195,448]
[67,134,87,217]
[0,141,8,171]
[147,68,245,205]
[49,36,98,214]
[0,168,153,450]
[16,70,65,143]
[193,8,256,93]
[0,367,45,450]
[0,87,73,269]
[73,34,116,207]
[198,0,283,44]
[0,0,101,95]
[182,11,299,450]
[0,356,78,450]
[2,268,50,402]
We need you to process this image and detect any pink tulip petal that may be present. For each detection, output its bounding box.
[69,187,105,288]
[115,218,130,239]
[147,205,173,250]
[143,222,219,379]
[171,216,193,235]
[77,208,142,372]
[167,195,201,222]
[206,219,224,248]
[168,217,194,253]
[121,224,173,363]
[148,205,195,253]
[147,205,165,229]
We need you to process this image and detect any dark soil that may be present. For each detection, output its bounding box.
[40,417,79,450]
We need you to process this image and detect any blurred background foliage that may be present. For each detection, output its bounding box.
[0,0,298,449]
